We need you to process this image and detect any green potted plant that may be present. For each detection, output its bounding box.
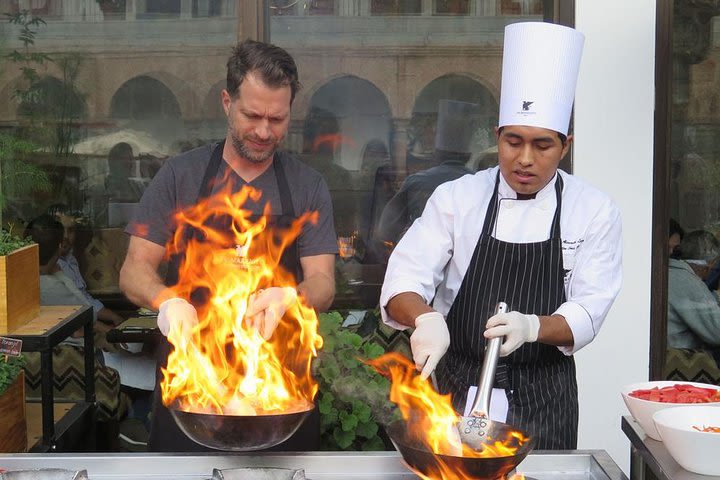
[0,229,39,334]
[0,354,27,452]
[313,310,399,450]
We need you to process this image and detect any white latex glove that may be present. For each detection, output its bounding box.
[411,311,450,380]
[157,298,198,338]
[484,311,540,357]
[245,287,298,340]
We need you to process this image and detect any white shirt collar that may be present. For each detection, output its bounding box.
[497,168,559,201]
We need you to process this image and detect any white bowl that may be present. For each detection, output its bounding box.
[620,381,720,440]
[653,405,720,475]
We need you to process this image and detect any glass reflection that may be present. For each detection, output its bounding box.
[664,1,720,383]
[269,1,545,307]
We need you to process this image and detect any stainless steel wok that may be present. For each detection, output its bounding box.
[170,401,314,451]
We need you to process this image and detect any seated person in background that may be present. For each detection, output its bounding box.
[681,229,720,284]
[47,204,125,328]
[28,213,156,396]
[371,99,478,261]
[25,214,153,446]
[23,214,109,338]
[667,219,720,356]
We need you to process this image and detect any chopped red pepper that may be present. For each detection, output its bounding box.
[629,384,720,403]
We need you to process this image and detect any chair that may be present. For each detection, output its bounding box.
[24,343,129,451]
[662,347,720,385]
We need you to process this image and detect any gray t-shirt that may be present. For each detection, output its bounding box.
[126,144,338,258]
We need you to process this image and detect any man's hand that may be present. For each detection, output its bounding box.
[157,298,198,339]
[245,287,298,340]
[484,311,540,357]
[411,311,450,379]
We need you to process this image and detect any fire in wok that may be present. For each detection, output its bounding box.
[369,353,534,479]
[160,183,323,450]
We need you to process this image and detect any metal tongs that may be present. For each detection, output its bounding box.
[456,301,507,450]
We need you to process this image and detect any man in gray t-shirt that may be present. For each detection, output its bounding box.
[127,146,337,261]
[119,39,338,452]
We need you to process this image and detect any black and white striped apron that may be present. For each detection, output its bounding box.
[435,172,578,450]
[148,140,320,452]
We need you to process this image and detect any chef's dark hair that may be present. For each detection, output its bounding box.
[497,126,567,146]
[227,39,301,104]
[24,214,64,266]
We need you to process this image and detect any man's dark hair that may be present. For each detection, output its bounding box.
[669,218,685,240]
[46,203,72,218]
[24,214,64,266]
[680,229,719,263]
[227,39,300,103]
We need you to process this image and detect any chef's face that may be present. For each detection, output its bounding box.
[222,71,291,164]
[496,125,572,197]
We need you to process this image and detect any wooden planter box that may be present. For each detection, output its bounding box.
[0,244,40,334]
[0,370,27,452]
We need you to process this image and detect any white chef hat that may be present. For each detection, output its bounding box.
[498,22,585,136]
[434,99,482,153]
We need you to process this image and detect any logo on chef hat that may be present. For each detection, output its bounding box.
[522,101,534,111]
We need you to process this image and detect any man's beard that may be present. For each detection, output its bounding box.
[230,131,277,164]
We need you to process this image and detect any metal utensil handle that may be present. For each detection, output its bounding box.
[470,301,507,417]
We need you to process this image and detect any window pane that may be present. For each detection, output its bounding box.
[666,1,720,376]
[436,0,470,15]
[371,0,421,15]
[269,2,556,308]
[0,1,565,310]
[0,2,237,298]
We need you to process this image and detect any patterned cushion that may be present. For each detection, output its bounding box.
[663,348,720,385]
[24,344,126,422]
[348,310,412,359]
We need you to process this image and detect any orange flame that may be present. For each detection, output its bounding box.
[160,182,323,416]
[369,353,529,459]
[312,133,357,153]
[414,465,527,480]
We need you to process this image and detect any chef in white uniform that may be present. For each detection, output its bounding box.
[380,22,622,449]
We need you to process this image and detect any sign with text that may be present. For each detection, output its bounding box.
[0,337,22,357]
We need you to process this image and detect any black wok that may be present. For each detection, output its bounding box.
[387,418,533,479]
[170,401,313,451]
[388,302,534,478]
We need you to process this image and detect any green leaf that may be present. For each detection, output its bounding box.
[363,342,385,359]
[352,401,372,423]
[0,356,26,396]
[318,394,335,415]
[0,229,34,256]
[321,335,336,353]
[337,330,363,347]
[318,358,340,383]
[361,436,387,451]
[318,312,343,337]
[355,420,379,439]
[339,410,359,431]
[333,427,355,449]
[320,408,338,428]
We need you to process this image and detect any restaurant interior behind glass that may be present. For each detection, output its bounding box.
[0,0,717,478]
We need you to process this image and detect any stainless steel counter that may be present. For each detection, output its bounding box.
[622,415,720,480]
[0,450,627,480]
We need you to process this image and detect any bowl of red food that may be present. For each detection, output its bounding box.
[653,405,720,475]
[621,381,720,440]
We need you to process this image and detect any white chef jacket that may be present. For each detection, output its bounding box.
[380,166,622,355]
